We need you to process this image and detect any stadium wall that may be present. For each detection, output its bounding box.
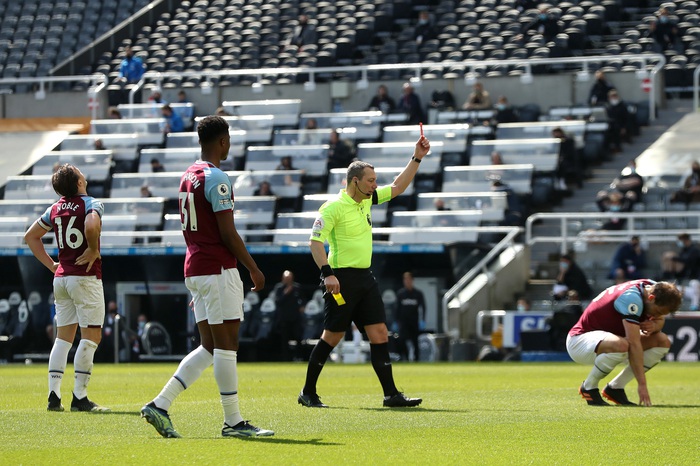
[1,71,662,120]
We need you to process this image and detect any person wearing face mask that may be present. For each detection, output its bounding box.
[649,7,678,51]
[595,189,633,230]
[493,96,519,125]
[670,161,700,204]
[516,297,532,312]
[525,6,560,42]
[414,11,436,45]
[553,253,593,301]
[605,89,631,153]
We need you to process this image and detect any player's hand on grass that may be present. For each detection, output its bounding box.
[637,385,652,407]
[75,248,101,273]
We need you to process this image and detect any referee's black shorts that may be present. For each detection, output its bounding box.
[323,268,386,332]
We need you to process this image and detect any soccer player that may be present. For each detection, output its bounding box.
[140,116,273,438]
[298,135,430,409]
[24,164,110,413]
[567,279,682,407]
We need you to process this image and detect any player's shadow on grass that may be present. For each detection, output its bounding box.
[651,404,700,409]
[360,407,460,413]
[75,411,142,416]
[233,437,343,446]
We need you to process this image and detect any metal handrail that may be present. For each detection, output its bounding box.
[525,210,700,254]
[440,226,522,335]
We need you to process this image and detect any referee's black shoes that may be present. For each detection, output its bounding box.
[298,391,329,408]
[383,392,422,407]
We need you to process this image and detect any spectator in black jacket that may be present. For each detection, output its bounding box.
[661,233,700,282]
[609,236,647,283]
[588,71,614,106]
[605,89,632,153]
[397,82,426,125]
[414,11,437,45]
[525,6,560,42]
[553,253,593,301]
[326,130,356,170]
[649,7,678,51]
[493,96,519,125]
[367,84,396,114]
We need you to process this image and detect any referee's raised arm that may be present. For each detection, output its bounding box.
[389,136,430,199]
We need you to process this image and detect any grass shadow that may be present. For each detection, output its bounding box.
[360,407,470,413]
[652,404,700,409]
[225,437,343,445]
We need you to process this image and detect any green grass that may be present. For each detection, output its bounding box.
[2,361,699,465]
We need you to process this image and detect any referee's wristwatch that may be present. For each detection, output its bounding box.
[411,156,422,164]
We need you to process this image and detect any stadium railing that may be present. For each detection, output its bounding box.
[32,150,113,182]
[245,145,328,176]
[442,164,535,195]
[470,139,560,174]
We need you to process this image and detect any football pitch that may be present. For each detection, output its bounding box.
[3,361,699,465]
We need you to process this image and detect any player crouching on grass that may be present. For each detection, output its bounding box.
[566,279,681,407]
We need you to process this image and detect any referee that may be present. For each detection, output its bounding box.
[298,135,430,408]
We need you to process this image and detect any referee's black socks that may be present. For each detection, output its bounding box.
[370,343,398,397]
[303,339,334,395]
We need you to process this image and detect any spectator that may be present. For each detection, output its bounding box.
[492,96,519,124]
[276,156,295,171]
[670,161,700,204]
[96,300,119,363]
[588,70,614,106]
[94,139,106,151]
[610,160,644,205]
[394,271,426,362]
[326,129,356,171]
[215,106,231,116]
[107,107,122,119]
[272,270,305,361]
[661,233,700,282]
[609,236,647,283]
[490,151,504,165]
[552,253,593,301]
[116,45,145,84]
[462,82,492,110]
[516,296,532,312]
[491,179,524,226]
[605,89,631,153]
[595,189,633,230]
[298,118,323,146]
[649,7,678,52]
[414,11,437,45]
[284,14,317,50]
[367,84,396,114]
[140,185,154,198]
[525,6,560,42]
[161,105,185,134]
[397,82,426,125]
[150,158,166,173]
[548,290,583,352]
[253,180,274,197]
[148,89,166,105]
[552,126,578,190]
[176,90,195,131]
[434,198,450,211]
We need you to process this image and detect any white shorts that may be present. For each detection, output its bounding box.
[53,275,105,328]
[566,331,616,364]
[185,267,244,325]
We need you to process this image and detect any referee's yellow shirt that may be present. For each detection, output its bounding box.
[310,186,392,269]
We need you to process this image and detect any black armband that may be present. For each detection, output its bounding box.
[320,264,335,279]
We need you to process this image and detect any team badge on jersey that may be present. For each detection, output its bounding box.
[627,303,640,316]
[218,183,229,196]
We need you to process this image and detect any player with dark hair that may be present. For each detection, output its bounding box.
[24,164,109,413]
[141,116,273,438]
[567,280,682,407]
[298,135,430,409]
